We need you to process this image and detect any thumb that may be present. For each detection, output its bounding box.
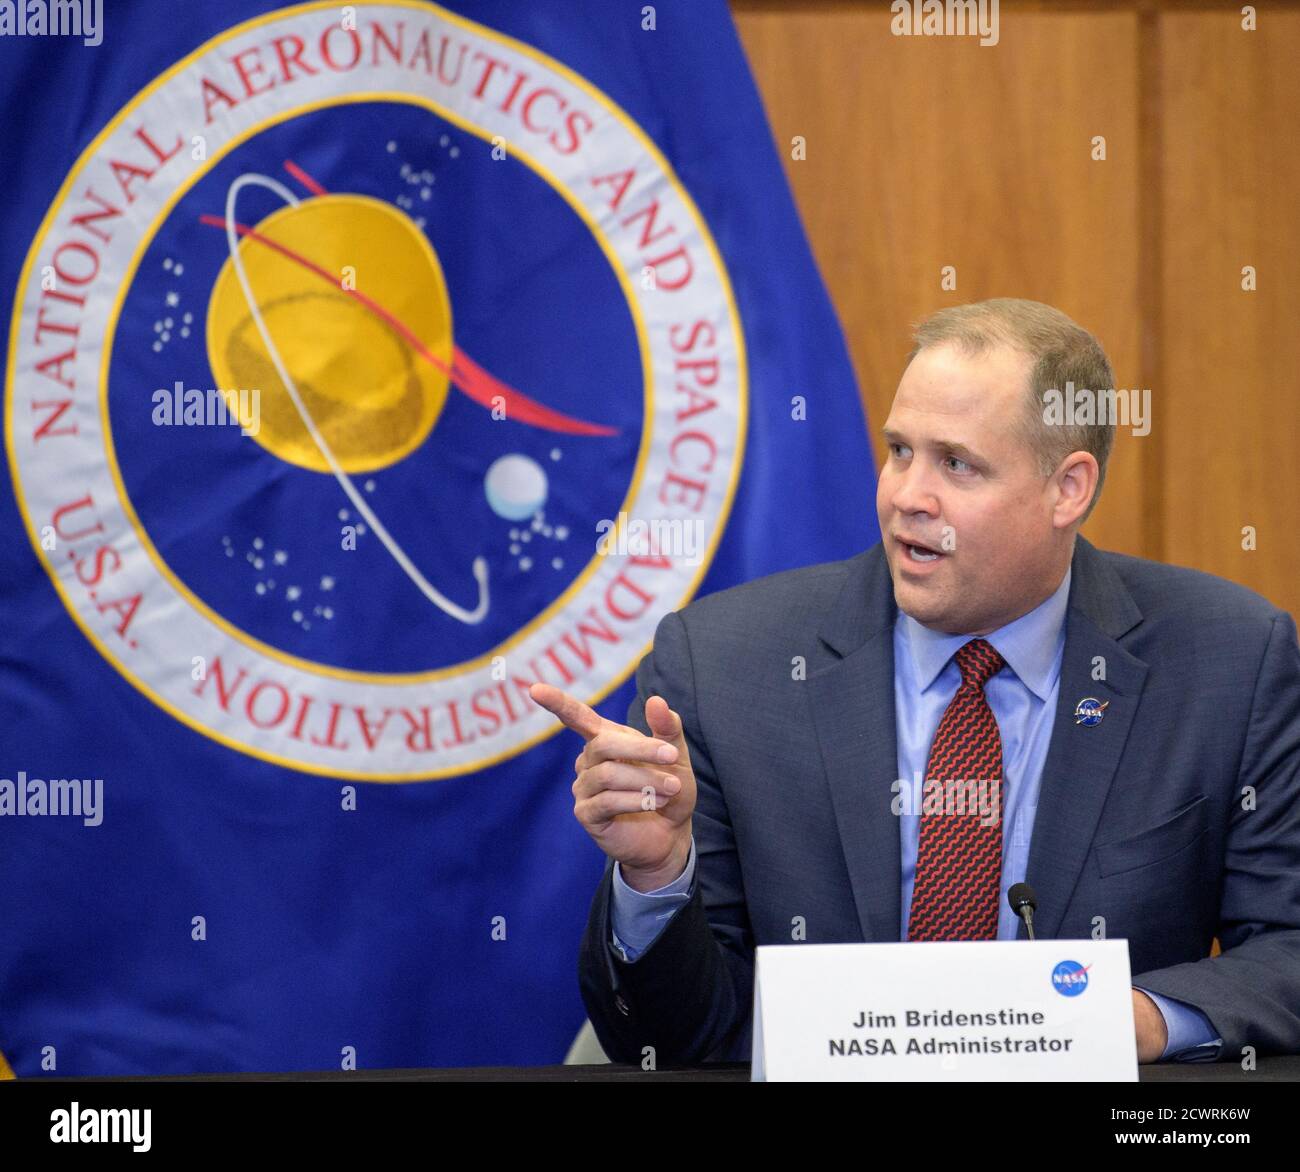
[644,695,687,754]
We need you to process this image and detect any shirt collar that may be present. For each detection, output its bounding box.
[900,565,1072,702]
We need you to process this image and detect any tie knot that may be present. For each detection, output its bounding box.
[954,638,1004,689]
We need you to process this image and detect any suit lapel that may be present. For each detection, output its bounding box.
[1021,537,1148,938]
[807,546,902,944]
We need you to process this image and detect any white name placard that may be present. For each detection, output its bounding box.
[751,940,1136,1081]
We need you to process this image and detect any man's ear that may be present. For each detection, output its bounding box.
[1052,451,1100,529]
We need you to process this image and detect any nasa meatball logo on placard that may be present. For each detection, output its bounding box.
[5,0,746,779]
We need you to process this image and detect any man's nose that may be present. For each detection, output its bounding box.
[889,462,940,516]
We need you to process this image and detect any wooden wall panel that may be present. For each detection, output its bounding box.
[732,4,1147,559]
[1160,11,1300,619]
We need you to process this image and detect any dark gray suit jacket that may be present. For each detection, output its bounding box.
[578,536,1300,1064]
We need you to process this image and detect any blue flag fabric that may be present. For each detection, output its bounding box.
[0,0,878,1075]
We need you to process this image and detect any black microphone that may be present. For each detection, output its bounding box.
[1007,883,1038,941]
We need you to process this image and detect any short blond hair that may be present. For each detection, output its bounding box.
[908,298,1116,522]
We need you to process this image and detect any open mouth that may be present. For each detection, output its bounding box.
[895,535,945,564]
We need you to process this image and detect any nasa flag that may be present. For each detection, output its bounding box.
[0,0,878,1074]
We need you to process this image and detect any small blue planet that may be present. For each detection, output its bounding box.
[485,454,549,521]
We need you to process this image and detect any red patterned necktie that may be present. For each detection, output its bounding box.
[907,638,1006,941]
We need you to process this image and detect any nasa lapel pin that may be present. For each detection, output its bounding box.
[1074,697,1110,726]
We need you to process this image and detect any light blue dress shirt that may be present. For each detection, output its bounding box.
[609,565,1223,1061]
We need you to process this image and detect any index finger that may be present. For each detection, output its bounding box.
[528,682,605,741]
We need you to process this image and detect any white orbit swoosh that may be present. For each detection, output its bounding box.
[222,174,490,625]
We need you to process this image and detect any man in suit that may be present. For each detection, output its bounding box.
[531,298,1300,1066]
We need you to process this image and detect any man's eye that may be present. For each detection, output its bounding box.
[890,443,910,458]
[945,456,972,473]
